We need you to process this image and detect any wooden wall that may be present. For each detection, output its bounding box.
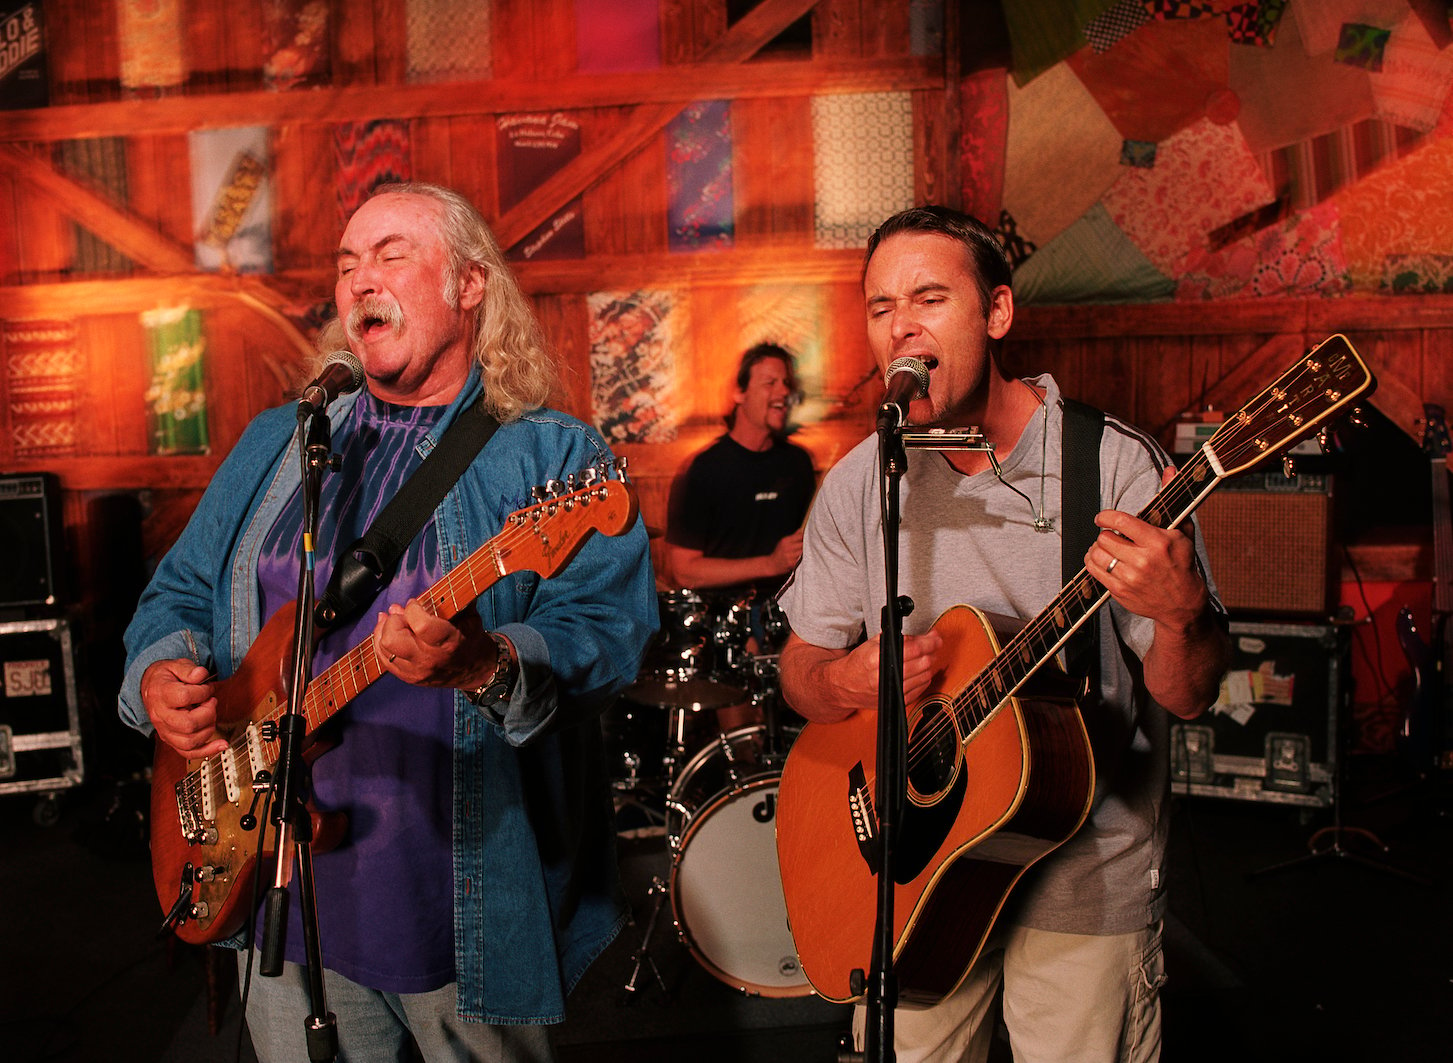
[0,0,1448,664]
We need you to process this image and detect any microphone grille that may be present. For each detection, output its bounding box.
[884,356,930,392]
[324,349,366,389]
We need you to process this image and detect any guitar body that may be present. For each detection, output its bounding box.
[147,469,639,945]
[776,605,1094,1006]
[150,603,346,946]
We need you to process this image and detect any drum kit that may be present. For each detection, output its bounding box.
[604,588,810,999]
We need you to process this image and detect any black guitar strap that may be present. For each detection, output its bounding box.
[1061,397,1104,686]
[314,394,499,632]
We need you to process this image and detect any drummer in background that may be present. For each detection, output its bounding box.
[663,343,818,728]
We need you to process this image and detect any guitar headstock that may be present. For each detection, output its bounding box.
[499,462,640,578]
[1206,334,1376,478]
[1419,403,1450,460]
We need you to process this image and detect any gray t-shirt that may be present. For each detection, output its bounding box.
[779,373,1218,935]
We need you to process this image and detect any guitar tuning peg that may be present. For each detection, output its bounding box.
[1345,407,1368,430]
[615,455,630,477]
[1316,427,1331,454]
[565,472,578,492]
[579,466,599,487]
[1282,455,1296,480]
[545,478,565,497]
[531,484,547,503]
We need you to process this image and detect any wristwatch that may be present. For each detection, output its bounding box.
[463,631,517,706]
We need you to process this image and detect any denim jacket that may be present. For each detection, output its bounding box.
[120,371,658,1023]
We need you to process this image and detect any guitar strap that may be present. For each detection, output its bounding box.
[314,393,499,632]
[1061,397,1104,687]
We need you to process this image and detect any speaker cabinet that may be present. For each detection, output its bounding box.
[1194,471,1335,618]
[0,474,64,609]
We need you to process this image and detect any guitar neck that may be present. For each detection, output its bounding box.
[1433,460,1453,617]
[295,536,510,734]
[952,449,1220,729]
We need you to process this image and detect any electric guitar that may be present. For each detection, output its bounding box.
[151,465,639,946]
[775,334,1376,1006]
[1396,404,1452,774]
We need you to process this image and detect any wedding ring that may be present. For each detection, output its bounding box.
[388,653,397,663]
[1106,557,1119,575]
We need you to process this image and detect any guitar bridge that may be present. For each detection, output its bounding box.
[848,762,880,875]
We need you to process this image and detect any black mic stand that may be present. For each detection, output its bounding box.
[258,406,340,1063]
[861,420,997,1063]
[862,400,913,1063]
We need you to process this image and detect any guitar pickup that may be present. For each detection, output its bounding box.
[848,762,880,875]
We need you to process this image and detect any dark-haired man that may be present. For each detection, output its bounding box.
[776,206,1230,1062]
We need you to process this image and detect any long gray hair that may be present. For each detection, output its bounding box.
[318,181,559,422]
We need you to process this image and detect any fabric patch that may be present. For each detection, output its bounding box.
[1145,1,1218,20]
[995,210,1038,269]
[1370,17,1453,133]
[1011,203,1174,305]
[406,0,491,84]
[1004,62,1124,247]
[1332,135,1453,288]
[264,0,331,90]
[190,126,274,274]
[334,120,411,233]
[497,113,585,261]
[116,0,184,89]
[1224,0,1287,46]
[1176,201,1349,299]
[57,137,131,273]
[1230,10,1376,153]
[577,0,658,72]
[587,291,680,445]
[959,69,1010,225]
[3,319,80,459]
[1101,118,1276,274]
[811,93,915,250]
[1084,0,1150,52]
[1003,0,1120,87]
[1291,0,1407,57]
[1336,23,1392,71]
[1382,253,1453,294]
[1067,14,1228,145]
[1259,118,1425,210]
[141,307,210,456]
[667,101,733,252]
[1121,140,1157,167]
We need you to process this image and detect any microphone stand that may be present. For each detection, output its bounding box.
[862,420,994,1063]
[258,406,339,1063]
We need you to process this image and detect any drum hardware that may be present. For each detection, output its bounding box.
[627,590,751,712]
[620,875,671,1001]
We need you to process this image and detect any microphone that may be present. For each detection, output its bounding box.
[297,350,365,416]
[877,356,933,428]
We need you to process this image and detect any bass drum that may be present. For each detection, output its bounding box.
[666,726,809,997]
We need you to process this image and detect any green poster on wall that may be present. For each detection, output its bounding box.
[142,306,209,456]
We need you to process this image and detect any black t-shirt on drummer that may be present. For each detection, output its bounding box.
[665,433,816,603]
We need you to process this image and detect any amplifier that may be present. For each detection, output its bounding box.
[1172,620,1347,807]
[0,473,64,609]
[1194,470,1335,618]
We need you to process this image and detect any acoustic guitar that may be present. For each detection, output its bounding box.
[775,334,1376,1006]
[150,466,639,946]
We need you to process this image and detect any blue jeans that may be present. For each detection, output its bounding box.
[238,954,556,1063]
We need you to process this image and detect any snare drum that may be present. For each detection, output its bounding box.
[666,726,809,997]
[629,591,750,711]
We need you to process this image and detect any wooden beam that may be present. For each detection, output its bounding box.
[0,143,195,273]
[0,145,316,358]
[0,57,939,143]
[493,0,826,248]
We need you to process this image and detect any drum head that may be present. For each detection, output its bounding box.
[670,776,810,997]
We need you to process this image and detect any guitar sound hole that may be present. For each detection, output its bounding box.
[906,699,959,801]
